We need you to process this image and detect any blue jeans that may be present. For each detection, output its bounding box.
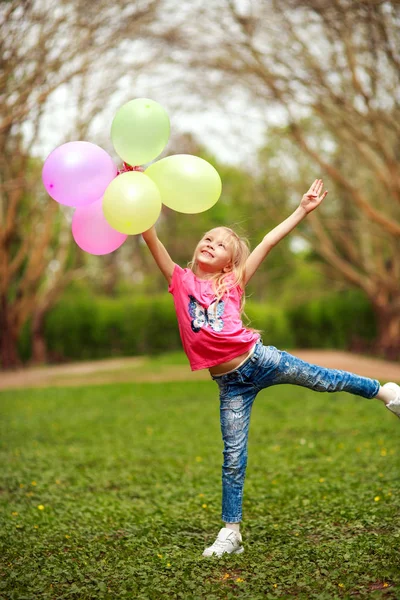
[211,341,380,523]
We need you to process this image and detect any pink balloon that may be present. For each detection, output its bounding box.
[72,198,127,255]
[42,141,117,207]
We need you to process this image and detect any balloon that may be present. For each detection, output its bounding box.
[102,172,162,235]
[42,141,117,207]
[71,198,127,255]
[111,98,170,166]
[145,155,222,214]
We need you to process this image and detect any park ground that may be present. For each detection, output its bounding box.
[0,349,399,390]
[1,350,399,599]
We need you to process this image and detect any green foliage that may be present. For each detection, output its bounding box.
[286,290,376,350]
[0,382,399,599]
[43,293,181,361]
[14,275,377,364]
[34,288,377,363]
[17,319,32,362]
[245,303,296,349]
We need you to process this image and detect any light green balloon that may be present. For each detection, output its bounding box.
[145,155,222,214]
[102,172,161,235]
[111,98,170,166]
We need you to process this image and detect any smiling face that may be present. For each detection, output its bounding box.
[194,228,234,275]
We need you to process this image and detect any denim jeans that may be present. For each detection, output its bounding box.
[211,341,380,523]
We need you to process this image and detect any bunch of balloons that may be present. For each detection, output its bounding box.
[42,98,222,255]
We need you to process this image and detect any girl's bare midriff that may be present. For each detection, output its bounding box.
[208,348,253,376]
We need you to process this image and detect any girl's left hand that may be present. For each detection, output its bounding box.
[300,179,328,214]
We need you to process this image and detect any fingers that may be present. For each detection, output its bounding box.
[305,188,328,202]
[313,179,323,194]
[305,180,328,208]
[313,190,328,204]
[310,179,327,196]
[308,180,318,194]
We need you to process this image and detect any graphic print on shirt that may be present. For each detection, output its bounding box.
[188,295,225,333]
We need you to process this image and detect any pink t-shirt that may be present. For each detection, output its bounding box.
[168,264,260,371]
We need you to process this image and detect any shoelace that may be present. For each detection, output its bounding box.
[211,537,235,550]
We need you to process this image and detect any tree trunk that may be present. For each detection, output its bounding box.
[30,309,48,365]
[102,255,119,296]
[373,305,400,361]
[0,295,21,370]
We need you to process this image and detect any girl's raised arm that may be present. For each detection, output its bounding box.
[142,227,175,284]
[244,179,327,285]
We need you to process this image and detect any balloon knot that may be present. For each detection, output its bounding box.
[117,162,144,175]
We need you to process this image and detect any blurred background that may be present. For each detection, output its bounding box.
[1,0,399,370]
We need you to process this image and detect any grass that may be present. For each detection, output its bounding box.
[0,378,399,599]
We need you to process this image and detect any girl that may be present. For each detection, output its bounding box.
[142,179,400,558]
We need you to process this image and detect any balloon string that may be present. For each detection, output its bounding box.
[117,162,144,175]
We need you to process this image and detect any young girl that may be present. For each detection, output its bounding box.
[142,179,400,558]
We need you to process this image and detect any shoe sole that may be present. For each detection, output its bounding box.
[387,404,400,418]
[202,546,244,557]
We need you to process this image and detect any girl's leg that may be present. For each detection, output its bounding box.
[375,383,399,405]
[247,344,399,415]
[225,522,240,532]
[202,379,256,557]
[269,350,380,398]
[219,384,258,525]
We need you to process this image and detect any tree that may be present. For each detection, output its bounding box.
[169,0,400,358]
[0,0,164,368]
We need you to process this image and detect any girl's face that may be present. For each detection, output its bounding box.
[194,228,234,274]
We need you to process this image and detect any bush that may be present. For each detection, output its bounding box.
[285,289,376,349]
[43,293,182,361]
[245,302,296,348]
[14,289,377,363]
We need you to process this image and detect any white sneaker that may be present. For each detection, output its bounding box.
[202,527,244,557]
[383,382,400,418]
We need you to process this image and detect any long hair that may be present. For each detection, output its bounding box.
[189,227,251,312]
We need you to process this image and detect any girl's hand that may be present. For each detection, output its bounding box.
[300,179,328,214]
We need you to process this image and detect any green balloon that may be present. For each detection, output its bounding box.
[102,172,161,235]
[145,155,222,214]
[111,98,170,166]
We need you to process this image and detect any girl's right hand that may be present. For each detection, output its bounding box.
[141,227,175,284]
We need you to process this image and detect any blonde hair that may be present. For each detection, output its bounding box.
[189,227,251,311]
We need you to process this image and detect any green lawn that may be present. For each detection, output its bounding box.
[0,380,399,599]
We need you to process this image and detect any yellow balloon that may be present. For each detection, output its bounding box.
[145,155,222,214]
[102,172,161,235]
[111,98,170,166]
